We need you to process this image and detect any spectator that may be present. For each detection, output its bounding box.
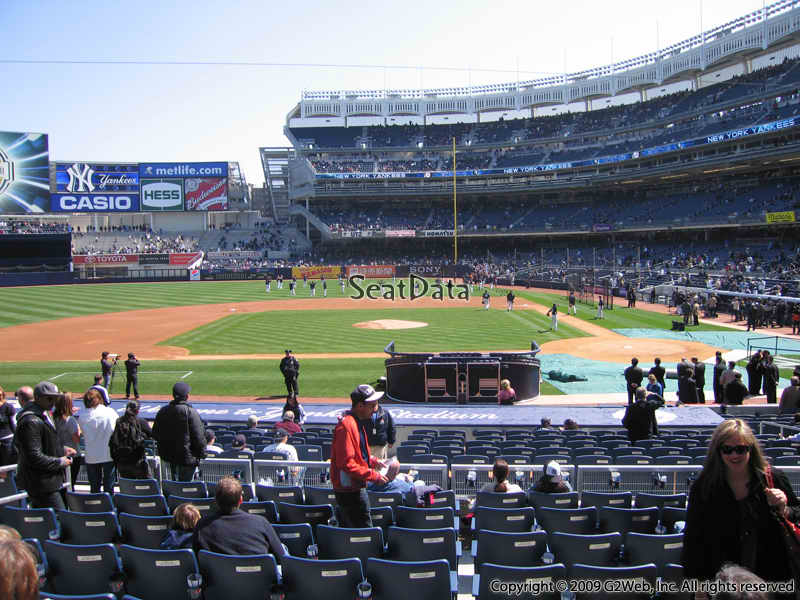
[81,388,119,494]
[262,426,298,462]
[204,430,223,455]
[275,411,302,436]
[89,375,111,407]
[480,458,523,494]
[153,382,205,481]
[362,402,395,460]
[725,372,749,406]
[622,387,658,442]
[109,400,150,479]
[282,394,306,425]
[161,503,201,550]
[14,382,75,509]
[497,379,516,405]
[532,461,572,493]
[714,563,770,600]
[54,392,81,489]
[720,361,739,403]
[243,415,268,435]
[645,374,664,407]
[193,476,285,558]
[0,525,20,542]
[0,539,39,600]
[0,386,16,467]
[562,418,579,430]
[331,384,389,528]
[779,376,800,414]
[682,419,799,586]
[231,434,254,456]
[539,417,554,430]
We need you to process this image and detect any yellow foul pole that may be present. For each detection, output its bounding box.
[452,137,457,264]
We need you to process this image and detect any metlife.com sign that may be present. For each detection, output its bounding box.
[139,162,228,178]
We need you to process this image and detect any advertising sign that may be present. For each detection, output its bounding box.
[169,252,203,266]
[55,162,139,194]
[50,194,140,213]
[422,230,451,238]
[385,230,415,238]
[766,211,796,224]
[0,131,50,214]
[140,178,183,211]
[138,254,169,265]
[139,162,228,178]
[73,254,138,265]
[184,177,228,211]
[291,266,342,279]
[346,265,395,278]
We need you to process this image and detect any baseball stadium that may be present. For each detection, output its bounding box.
[2,2,800,599]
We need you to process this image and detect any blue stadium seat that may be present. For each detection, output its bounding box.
[394,506,457,530]
[281,556,363,600]
[197,550,278,600]
[366,557,454,600]
[316,524,385,565]
[473,506,535,533]
[239,501,278,523]
[166,495,217,517]
[118,513,173,549]
[475,491,527,509]
[112,494,169,517]
[474,563,565,600]
[272,523,314,557]
[117,478,160,496]
[118,545,199,600]
[65,492,114,514]
[2,506,59,541]
[548,532,622,572]
[160,480,208,499]
[625,533,684,577]
[471,529,548,568]
[535,506,598,536]
[527,491,579,510]
[56,511,120,545]
[580,491,632,508]
[43,541,123,597]
[569,563,657,599]
[256,484,303,505]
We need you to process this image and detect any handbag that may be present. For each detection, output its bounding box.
[764,465,800,597]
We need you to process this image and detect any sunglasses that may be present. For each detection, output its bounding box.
[720,444,751,455]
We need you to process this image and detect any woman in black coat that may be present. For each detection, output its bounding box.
[682,419,799,592]
[677,369,699,404]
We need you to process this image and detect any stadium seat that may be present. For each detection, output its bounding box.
[634,492,686,512]
[534,454,570,465]
[256,484,303,505]
[580,491,632,509]
[615,455,654,465]
[118,545,200,600]
[394,506,457,530]
[573,454,613,465]
[112,494,169,517]
[569,563,657,599]
[0,471,23,507]
[407,453,448,465]
[281,556,363,600]
[571,446,608,457]
[660,507,687,534]
[43,541,123,597]
[366,557,455,600]
[527,491,579,510]
[385,526,458,571]
[548,532,622,571]
[160,480,208,499]
[450,454,491,465]
[597,506,659,538]
[369,506,394,531]
[366,491,404,514]
[197,550,278,600]
[426,490,457,510]
[1,506,59,541]
[117,478,160,496]
[471,529,548,568]
[474,563,565,600]
[772,455,800,466]
[65,492,114,514]
[166,495,217,517]
[118,513,173,549]
[475,491,527,509]
[473,506,535,533]
[273,522,314,557]
[303,486,337,506]
[295,444,323,461]
[535,506,598,536]
[278,502,332,532]
[239,501,278,523]
[316,524,385,565]
[654,455,694,465]
[650,447,686,459]
[624,533,684,576]
[56,510,121,545]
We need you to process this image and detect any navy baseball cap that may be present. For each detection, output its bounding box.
[351,384,383,404]
[172,382,191,399]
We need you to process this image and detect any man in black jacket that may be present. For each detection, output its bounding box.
[363,404,396,460]
[724,372,748,405]
[762,354,780,404]
[624,357,644,405]
[193,476,285,559]
[14,381,76,509]
[712,351,726,404]
[153,382,205,481]
[746,351,763,395]
[648,357,666,391]
[279,350,299,397]
[691,357,706,404]
[124,352,140,400]
[622,388,658,442]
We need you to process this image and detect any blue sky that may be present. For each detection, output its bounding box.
[0,0,766,185]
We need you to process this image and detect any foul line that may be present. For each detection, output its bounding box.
[181,371,193,379]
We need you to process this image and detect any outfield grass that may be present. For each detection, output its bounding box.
[516,290,735,332]
[162,307,588,355]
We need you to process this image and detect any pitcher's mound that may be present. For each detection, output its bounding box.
[353,319,428,330]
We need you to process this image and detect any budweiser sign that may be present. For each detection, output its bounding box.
[185,177,228,211]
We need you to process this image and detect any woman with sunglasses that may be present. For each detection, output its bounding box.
[682,419,799,595]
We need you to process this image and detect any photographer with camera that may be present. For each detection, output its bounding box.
[125,353,140,400]
[100,351,117,390]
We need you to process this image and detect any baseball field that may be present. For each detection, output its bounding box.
[0,279,746,401]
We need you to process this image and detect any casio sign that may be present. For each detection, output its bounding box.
[59,196,133,210]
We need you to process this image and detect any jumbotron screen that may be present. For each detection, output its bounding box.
[0,131,50,214]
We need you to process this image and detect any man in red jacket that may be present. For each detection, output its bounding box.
[331,384,389,527]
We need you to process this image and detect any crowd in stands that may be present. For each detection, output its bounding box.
[73,233,200,256]
[0,220,70,234]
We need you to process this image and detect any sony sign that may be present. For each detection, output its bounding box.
[141,179,183,211]
[51,194,139,212]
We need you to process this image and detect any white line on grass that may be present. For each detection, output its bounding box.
[181,371,193,379]
[50,373,68,380]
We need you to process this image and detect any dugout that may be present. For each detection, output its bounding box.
[383,341,541,404]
